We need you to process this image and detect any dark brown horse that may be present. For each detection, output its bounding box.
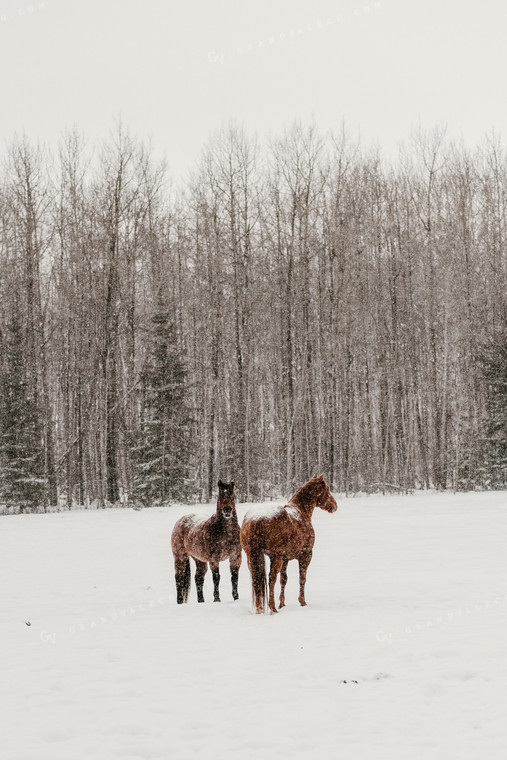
[171,480,241,604]
[240,475,337,613]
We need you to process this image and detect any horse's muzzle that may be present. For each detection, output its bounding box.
[223,507,233,519]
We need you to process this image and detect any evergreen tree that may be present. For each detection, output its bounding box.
[0,305,47,510]
[130,304,194,505]
[480,329,507,487]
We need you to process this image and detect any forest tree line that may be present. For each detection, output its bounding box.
[0,122,506,510]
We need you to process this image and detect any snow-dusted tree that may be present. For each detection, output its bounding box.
[480,330,507,487]
[130,301,194,505]
[0,302,46,510]
[5,137,58,506]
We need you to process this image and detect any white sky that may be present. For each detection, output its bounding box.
[1,0,506,180]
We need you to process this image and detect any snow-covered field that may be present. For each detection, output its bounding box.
[2,490,507,759]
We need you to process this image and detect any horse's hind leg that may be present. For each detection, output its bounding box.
[268,556,283,613]
[210,562,220,602]
[194,559,207,603]
[279,559,289,608]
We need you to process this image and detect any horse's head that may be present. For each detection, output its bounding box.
[313,474,337,513]
[292,474,337,514]
[217,479,236,520]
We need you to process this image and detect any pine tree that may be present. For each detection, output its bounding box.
[130,305,194,505]
[0,305,47,511]
[480,329,507,487]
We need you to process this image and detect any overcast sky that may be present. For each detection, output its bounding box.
[1,0,506,180]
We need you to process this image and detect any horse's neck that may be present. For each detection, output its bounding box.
[287,498,314,520]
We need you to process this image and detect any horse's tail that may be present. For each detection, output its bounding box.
[181,558,191,603]
[249,543,267,613]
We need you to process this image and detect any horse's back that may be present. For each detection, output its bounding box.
[171,513,208,558]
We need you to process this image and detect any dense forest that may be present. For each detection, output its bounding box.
[0,122,506,510]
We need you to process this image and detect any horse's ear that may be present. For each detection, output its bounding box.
[218,479,224,489]
[230,481,235,491]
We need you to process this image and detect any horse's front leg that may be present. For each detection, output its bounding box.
[194,559,207,603]
[230,553,241,601]
[279,559,289,608]
[268,556,283,613]
[298,551,313,607]
[174,557,190,604]
[210,562,221,602]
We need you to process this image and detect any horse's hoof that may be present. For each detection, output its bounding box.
[299,600,307,607]
[213,598,221,603]
[279,601,285,608]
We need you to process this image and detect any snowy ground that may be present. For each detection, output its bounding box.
[2,490,507,760]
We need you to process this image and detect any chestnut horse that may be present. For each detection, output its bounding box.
[171,480,241,604]
[240,475,337,613]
